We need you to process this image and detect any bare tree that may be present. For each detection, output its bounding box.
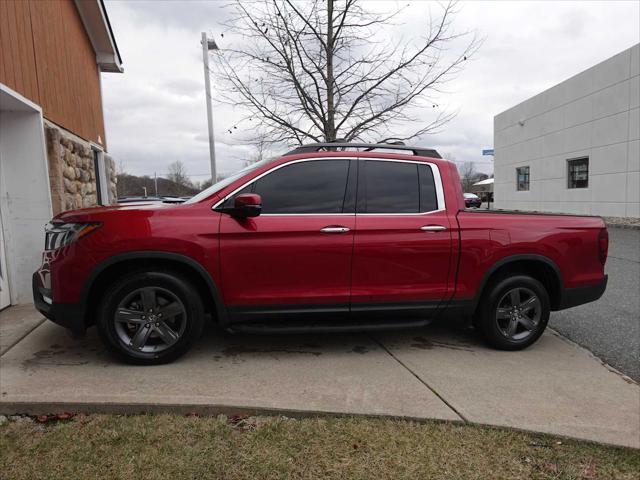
[167,161,192,194]
[117,159,128,175]
[458,160,487,192]
[116,160,129,198]
[215,0,479,145]
[197,178,214,190]
[245,131,273,167]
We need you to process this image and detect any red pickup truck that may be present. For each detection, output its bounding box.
[33,143,608,364]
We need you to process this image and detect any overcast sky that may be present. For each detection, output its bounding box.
[102,1,640,180]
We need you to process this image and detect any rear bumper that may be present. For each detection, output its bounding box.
[32,273,86,332]
[556,275,608,310]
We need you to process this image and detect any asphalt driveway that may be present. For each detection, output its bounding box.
[550,227,640,381]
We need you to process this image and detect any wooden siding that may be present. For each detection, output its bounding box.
[0,0,106,147]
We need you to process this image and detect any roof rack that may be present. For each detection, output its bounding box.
[284,142,441,159]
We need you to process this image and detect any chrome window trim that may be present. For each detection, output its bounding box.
[212,156,446,215]
[261,213,355,217]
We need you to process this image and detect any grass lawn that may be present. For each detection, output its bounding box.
[1,414,638,480]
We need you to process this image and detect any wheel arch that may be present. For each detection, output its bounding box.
[472,254,564,312]
[82,252,226,327]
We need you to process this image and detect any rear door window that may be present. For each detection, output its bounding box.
[357,160,439,213]
[357,160,420,213]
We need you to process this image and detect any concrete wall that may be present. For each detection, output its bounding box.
[494,44,639,218]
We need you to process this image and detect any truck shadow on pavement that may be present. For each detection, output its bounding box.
[20,318,482,369]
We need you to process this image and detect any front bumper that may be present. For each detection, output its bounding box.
[32,273,86,332]
[556,274,608,310]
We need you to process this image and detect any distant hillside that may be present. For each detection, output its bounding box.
[117,174,200,198]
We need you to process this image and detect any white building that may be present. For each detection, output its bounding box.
[493,44,639,218]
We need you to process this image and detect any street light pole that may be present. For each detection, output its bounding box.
[201,32,218,183]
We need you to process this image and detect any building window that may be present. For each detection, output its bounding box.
[567,157,589,189]
[92,146,110,205]
[516,166,530,191]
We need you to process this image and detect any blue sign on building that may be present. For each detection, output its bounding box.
[482,149,494,156]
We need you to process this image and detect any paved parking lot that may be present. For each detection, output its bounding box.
[1,306,638,448]
[550,227,640,381]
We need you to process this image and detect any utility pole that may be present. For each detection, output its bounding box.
[201,32,218,183]
[154,172,158,197]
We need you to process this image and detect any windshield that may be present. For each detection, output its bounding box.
[185,158,275,204]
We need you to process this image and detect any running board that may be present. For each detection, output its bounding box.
[226,318,434,335]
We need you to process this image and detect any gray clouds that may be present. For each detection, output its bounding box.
[102,1,639,179]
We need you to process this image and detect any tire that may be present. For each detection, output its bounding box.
[97,270,205,365]
[477,275,550,351]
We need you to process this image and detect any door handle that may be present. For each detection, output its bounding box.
[320,226,350,233]
[420,225,446,232]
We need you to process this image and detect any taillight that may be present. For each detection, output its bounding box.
[598,228,608,265]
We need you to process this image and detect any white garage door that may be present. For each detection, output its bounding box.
[0,83,52,306]
[0,210,9,310]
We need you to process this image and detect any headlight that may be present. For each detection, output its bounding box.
[44,222,101,251]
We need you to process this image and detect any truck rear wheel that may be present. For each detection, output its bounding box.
[477,275,550,350]
[97,271,205,365]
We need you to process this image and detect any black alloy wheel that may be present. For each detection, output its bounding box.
[477,275,550,351]
[97,271,205,365]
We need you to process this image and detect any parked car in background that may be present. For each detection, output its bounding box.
[34,142,608,364]
[464,192,482,208]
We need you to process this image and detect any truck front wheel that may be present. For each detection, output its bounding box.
[97,271,205,365]
[477,275,550,350]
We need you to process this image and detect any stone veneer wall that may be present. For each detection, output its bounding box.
[44,121,117,215]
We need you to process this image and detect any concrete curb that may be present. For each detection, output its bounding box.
[0,400,457,421]
[2,400,636,450]
[606,223,640,230]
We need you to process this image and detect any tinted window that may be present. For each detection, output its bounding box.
[419,164,438,212]
[516,166,530,191]
[567,157,588,189]
[222,184,253,209]
[360,161,419,213]
[252,160,350,214]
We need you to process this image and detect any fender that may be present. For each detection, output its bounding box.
[82,251,227,324]
[470,253,564,310]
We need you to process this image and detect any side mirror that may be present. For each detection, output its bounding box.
[233,193,262,218]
